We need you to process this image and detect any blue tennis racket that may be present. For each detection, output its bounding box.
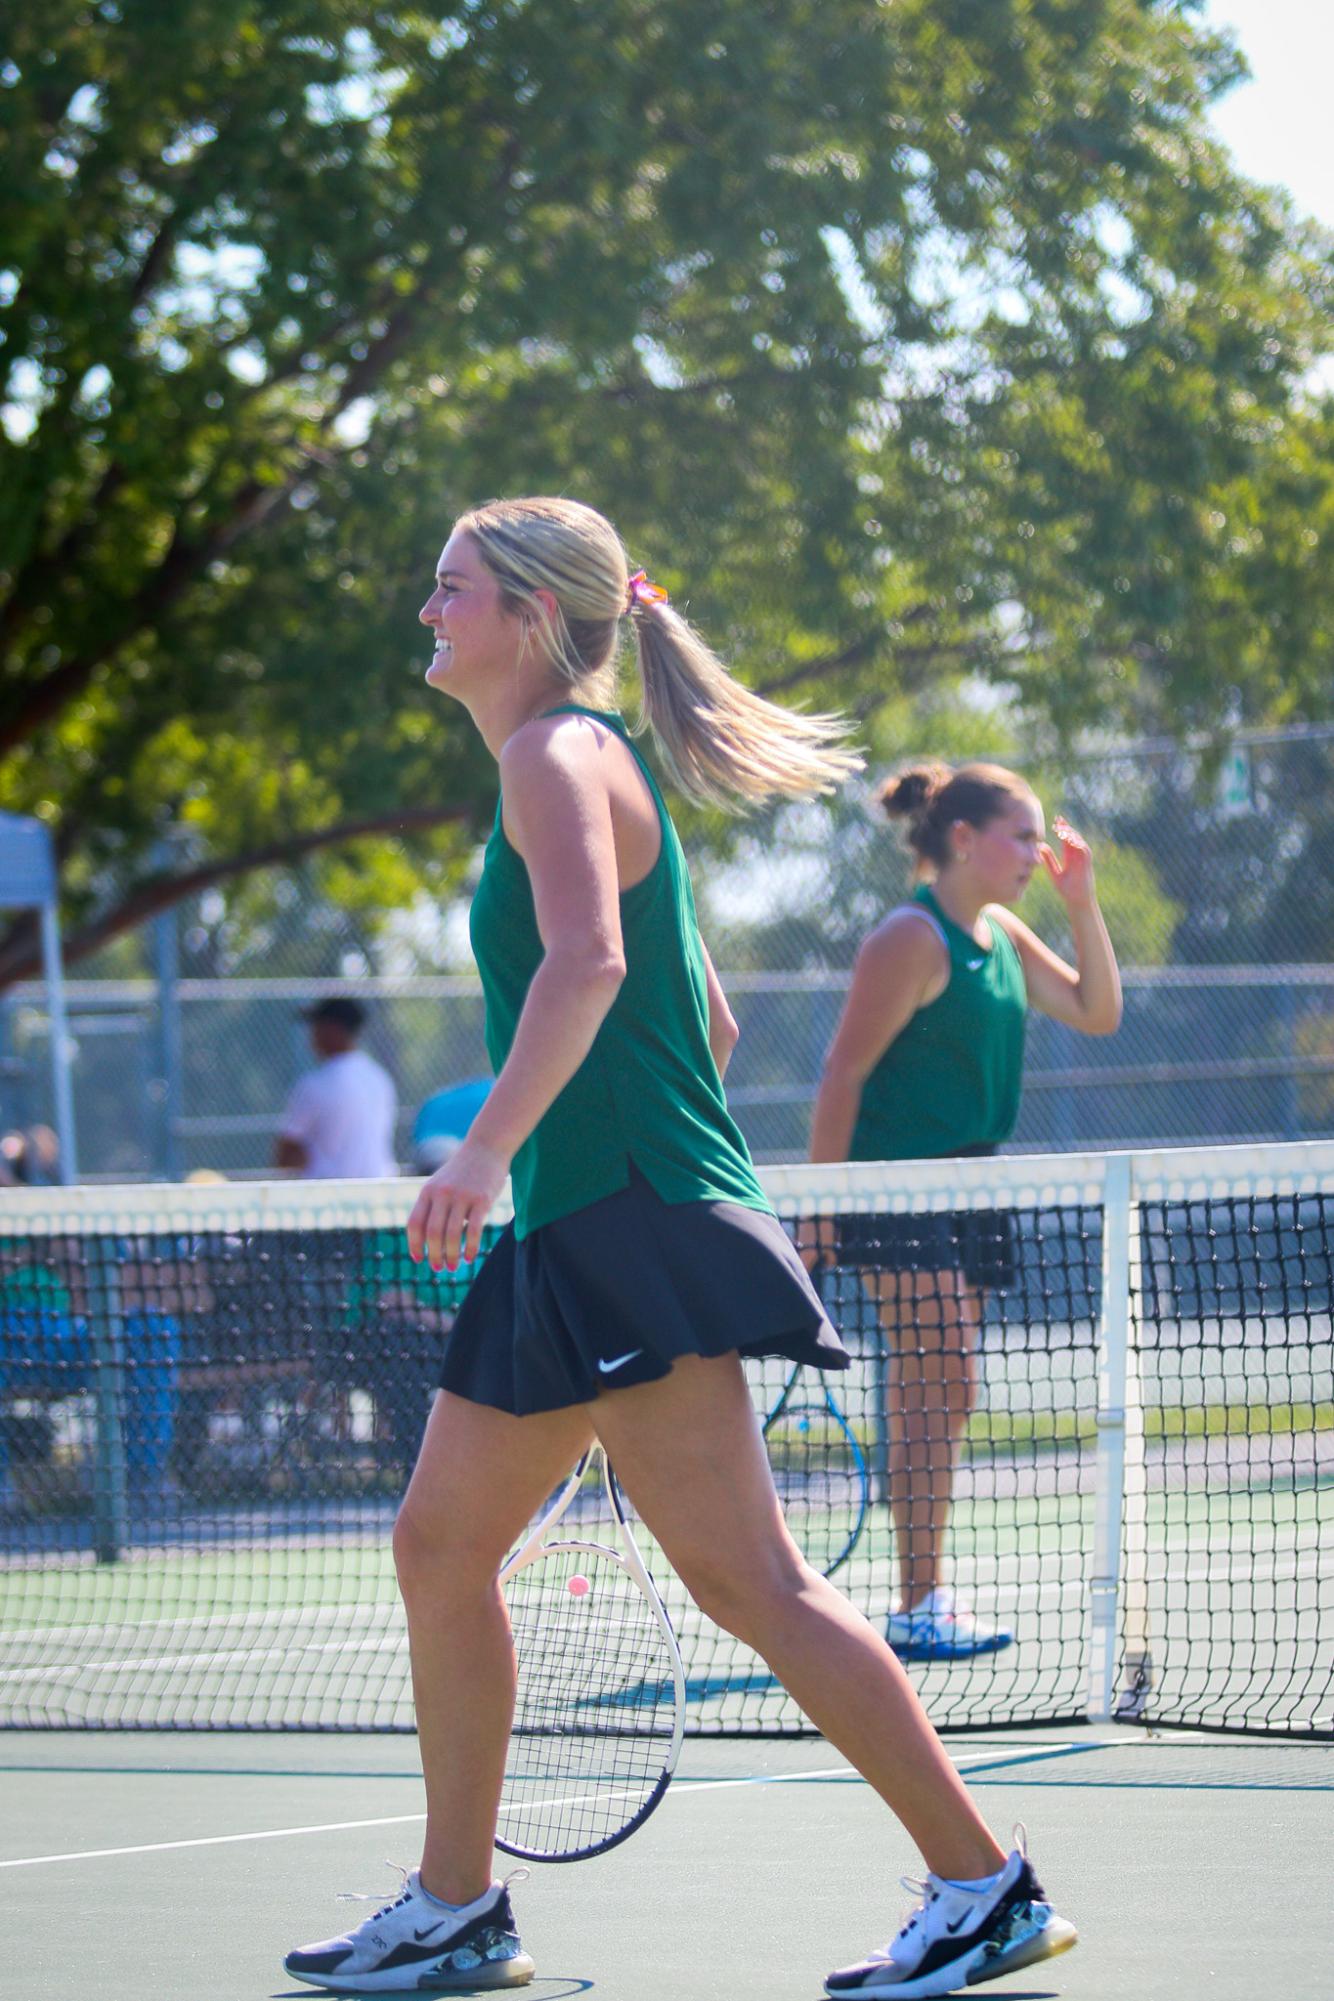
[761,1366,870,1578]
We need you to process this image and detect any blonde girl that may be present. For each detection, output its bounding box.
[285,502,1077,2001]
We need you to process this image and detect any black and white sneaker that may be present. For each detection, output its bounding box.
[285,1865,534,1993]
[825,1831,1077,1999]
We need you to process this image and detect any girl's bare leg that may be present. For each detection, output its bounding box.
[591,1355,1006,1884]
[873,1271,982,1610]
[391,1390,591,1903]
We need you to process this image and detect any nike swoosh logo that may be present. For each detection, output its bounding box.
[597,1349,644,1374]
[945,1913,971,1934]
[966,957,985,970]
[414,1924,449,1942]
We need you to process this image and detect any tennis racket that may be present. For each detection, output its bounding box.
[761,1367,870,1579]
[496,1443,685,1863]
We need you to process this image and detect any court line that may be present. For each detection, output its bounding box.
[0,1809,433,1870]
[0,1580,1088,1675]
[0,1741,1089,1784]
[0,1601,396,1648]
[0,1764,851,1869]
[0,1744,1117,1871]
[946,1740,1118,1779]
[5,1534,1322,1655]
[0,1633,410,1681]
[8,1561,1322,1690]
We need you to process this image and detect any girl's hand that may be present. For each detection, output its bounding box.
[406,1137,511,1273]
[1039,816,1097,913]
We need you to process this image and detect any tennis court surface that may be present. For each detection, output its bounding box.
[4,1726,1332,1999]
[3,1142,1331,1994]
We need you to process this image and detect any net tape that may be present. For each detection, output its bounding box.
[1,1144,1330,1737]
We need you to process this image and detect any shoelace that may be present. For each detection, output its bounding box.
[336,1861,414,1922]
[853,1876,940,1961]
[892,1876,938,1945]
[874,1825,1030,1958]
[334,1862,530,1924]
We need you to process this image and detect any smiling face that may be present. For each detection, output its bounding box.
[418,528,528,708]
[948,793,1045,905]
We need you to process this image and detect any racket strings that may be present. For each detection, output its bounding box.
[502,1542,677,1859]
[765,1398,867,1575]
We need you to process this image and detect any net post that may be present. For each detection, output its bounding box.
[1090,1153,1151,1721]
[861,1265,891,1510]
[1116,1165,1151,1718]
[87,1247,129,1564]
[39,901,79,1182]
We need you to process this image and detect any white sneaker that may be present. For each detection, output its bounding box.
[825,1833,1077,1998]
[885,1586,1014,1661]
[285,1865,534,1993]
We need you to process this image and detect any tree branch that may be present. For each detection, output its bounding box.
[755,633,884,698]
[754,627,992,701]
[128,206,184,310]
[0,803,468,989]
[0,118,531,761]
[0,283,444,757]
[0,460,128,660]
[0,473,299,752]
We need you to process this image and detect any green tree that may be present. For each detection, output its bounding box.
[2,0,1330,983]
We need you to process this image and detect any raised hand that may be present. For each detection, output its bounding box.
[1039,816,1097,912]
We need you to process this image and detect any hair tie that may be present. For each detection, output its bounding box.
[626,568,669,614]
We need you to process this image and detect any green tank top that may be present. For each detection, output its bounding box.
[469,706,770,1239]
[849,884,1027,1161]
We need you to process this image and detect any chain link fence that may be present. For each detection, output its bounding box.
[3,728,1331,1180]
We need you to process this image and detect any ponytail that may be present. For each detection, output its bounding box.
[630,595,862,809]
[457,495,863,810]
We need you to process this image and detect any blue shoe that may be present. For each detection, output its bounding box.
[825,1831,1077,1998]
[285,1865,534,1993]
[885,1587,1014,1661]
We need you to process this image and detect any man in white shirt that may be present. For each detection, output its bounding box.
[274,998,398,1179]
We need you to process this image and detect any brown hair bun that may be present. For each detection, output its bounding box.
[877,762,949,822]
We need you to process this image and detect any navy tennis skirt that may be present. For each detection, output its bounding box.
[834,1207,1016,1292]
[438,1166,849,1416]
[832,1144,1016,1291]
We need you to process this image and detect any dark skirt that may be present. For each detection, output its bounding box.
[438,1168,850,1416]
[835,1207,1016,1292]
[832,1143,1016,1292]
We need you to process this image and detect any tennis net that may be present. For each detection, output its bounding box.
[1,1143,1330,1737]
